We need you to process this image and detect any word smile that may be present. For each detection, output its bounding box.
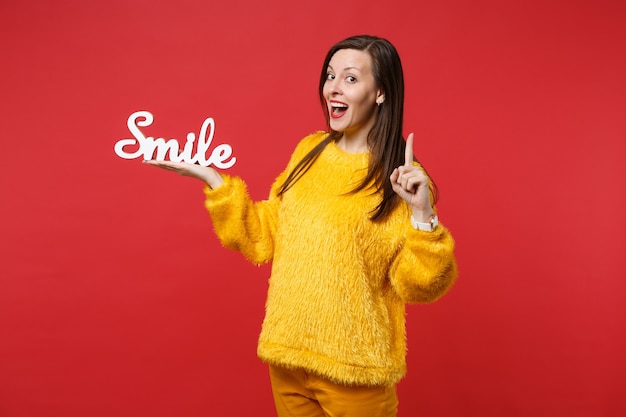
[114,111,236,168]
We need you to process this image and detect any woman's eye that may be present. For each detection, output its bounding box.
[326,73,335,80]
[347,76,356,83]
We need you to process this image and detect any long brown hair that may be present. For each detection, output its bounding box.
[277,35,438,220]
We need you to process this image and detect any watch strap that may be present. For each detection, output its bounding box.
[410,214,439,232]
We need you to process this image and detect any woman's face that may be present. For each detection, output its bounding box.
[323,48,383,140]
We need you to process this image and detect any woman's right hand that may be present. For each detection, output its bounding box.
[143,160,224,189]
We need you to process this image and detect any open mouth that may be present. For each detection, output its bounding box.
[330,101,348,118]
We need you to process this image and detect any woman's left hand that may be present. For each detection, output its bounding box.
[390,133,434,222]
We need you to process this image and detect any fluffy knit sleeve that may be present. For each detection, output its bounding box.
[203,174,282,265]
[202,131,326,265]
[389,224,458,304]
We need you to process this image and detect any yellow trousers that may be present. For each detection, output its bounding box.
[269,365,398,417]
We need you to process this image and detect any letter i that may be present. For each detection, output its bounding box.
[178,133,196,163]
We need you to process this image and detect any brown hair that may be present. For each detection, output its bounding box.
[277,35,438,220]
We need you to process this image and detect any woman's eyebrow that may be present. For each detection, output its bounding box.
[327,64,362,72]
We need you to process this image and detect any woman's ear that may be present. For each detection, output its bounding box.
[376,92,385,106]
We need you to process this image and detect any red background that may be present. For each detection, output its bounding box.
[1,1,625,416]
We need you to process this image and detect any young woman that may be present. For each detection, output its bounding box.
[145,35,458,417]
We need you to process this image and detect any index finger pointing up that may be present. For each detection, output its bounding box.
[405,133,414,166]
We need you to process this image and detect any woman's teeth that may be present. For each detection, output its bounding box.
[332,103,348,114]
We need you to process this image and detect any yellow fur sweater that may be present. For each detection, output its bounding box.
[203,132,457,386]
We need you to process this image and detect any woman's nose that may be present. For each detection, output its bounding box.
[327,79,341,95]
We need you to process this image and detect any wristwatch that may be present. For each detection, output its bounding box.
[410,214,439,232]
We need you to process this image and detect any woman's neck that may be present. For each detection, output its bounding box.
[336,132,370,154]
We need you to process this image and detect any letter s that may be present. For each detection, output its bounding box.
[114,111,154,160]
